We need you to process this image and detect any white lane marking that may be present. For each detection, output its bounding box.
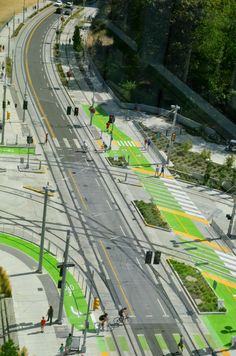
[95,178,100,187]
[61,114,65,121]
[106,199,112,210]
[217,250,236,260]
[120,225,125,236]
[157,298,169,317]
[53,137,60,147]
[130,141,135,146]
[145,315,153,317]
[70,306,82,316]
[136,257,143,270]
[55,102,59,108]
[63,138,71,148]
[73,138,81,148]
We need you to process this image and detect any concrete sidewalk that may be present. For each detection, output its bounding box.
[0,245,67,356]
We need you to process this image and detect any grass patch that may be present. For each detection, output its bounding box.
[12,22,24,37]
[5,56,12,79]
[134,200,169,229]
[107,155,127,167]
[168,259,223,313]
[56,63,68,86]
[54,43,60,57]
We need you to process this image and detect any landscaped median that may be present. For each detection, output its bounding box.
[0,233,94,332]
[168,259,226,314]
[134,200,170,230]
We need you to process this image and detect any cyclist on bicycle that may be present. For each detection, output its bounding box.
[98,313,108,332]
[118,307,128,322]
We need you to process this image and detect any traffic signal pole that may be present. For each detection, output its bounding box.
[56,230,71,324]
[227,196,236,237]
[166,105,180,165]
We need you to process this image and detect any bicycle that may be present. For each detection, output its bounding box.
[112,315,129,325]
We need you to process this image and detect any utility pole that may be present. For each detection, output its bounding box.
[227,196,236,237]
[1,75,7,145]
[22,82,27,122]
[80,270,94,353]
[7,27,11,58]
[166,105,180,165]
[37,183,55,273]
[56,230,74,324]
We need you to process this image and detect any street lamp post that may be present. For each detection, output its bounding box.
[166,105,180,165]
[80,270,94,353]
[37,183,55,273]
[23,82,27,122]
[227,196,236,237]
[56,230,72,324]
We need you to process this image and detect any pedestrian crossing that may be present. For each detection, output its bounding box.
[137,173,207,222]
[52,137,81,149]
[216,250,236,277]
[113,140,141,147]
[99,330,210,355]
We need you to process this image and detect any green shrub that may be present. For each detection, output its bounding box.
[134,200,169,229]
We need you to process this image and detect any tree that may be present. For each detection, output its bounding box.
[72,26,83,52]
[0,340,19,356]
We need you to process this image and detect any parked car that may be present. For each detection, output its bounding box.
[55,7,63,13]
[54,1,62,7]
[64,9,71,15]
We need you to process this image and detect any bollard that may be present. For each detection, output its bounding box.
[15,134,18,145]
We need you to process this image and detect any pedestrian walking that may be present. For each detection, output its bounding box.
[40,316,46,333]
[65,333,73,354]
[47,305,53,325]
[2,62,5,71]
[178,334,184,352]
[97,313,108,334]
[147,138,151,150]
[159,164,165,177]
[58,343,65,354]
[2,45,4,51]
[68,38,71,45]
[154,164,159,177]
[144,138,147,148]
[45,132,48,144]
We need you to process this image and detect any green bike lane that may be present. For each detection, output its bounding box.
[84,104,236,352]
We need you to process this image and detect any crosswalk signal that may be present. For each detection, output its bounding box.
[74,107,79,116]
[23,100,28,110]
[67,106,72,115]
[58,280,62,289]
[59,267,64,277]
[226,214,232,220]
[145,251,153,264]
[153,251,161,264]
[93,297,100,310]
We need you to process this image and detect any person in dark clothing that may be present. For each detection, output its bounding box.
[47,305,53,325]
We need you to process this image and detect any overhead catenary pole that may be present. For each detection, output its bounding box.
[1,75,7,145]
[37,183,53,273]
[56,230,71,324]
[80,270,94,353]
[166,104,180,165]
[227,196,236,237]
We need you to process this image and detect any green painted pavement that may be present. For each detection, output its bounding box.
[83,104,236,350]
[155,334,169,352]
[193,334,206,349]
[96,336,108,352]
[137,334,150,351]
[0,146,35,155]
[118,336,130,352]
[0,233,93,332]
[105,336,116,352]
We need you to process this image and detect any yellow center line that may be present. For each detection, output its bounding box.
[202,271,236,290]
[68,170,88,210]
[25,11,56,139]
[131,166,174,179]
[174,230,230,252]
[158,206,209,225]
[99,240,134,315]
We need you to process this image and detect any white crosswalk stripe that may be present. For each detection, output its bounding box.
[161,178,206,219]
[117,140,136,147]
[216,251,236,276]
[73,138,81,149]
[53,137,60,147]
[63,138,71,148]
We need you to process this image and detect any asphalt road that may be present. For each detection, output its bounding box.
[23,10,183,354]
